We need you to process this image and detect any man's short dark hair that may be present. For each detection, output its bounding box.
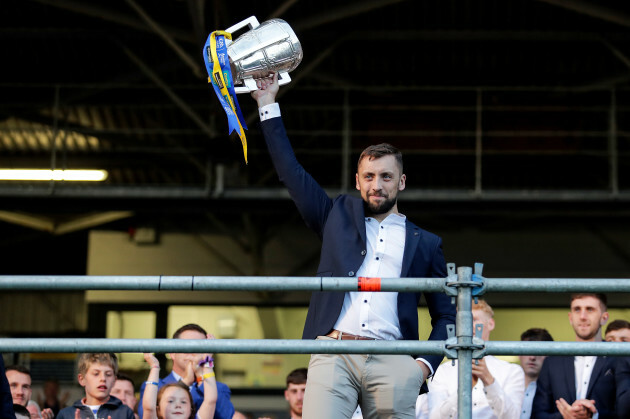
[521,328,554,342]
[286,368,307,387]
[173,323,207,339]
[5,365,30,377]
[570,293,607,309]
[357,143,403,174]
[605,319,630,336]
[116,373,135,388]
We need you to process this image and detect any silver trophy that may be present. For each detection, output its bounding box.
[213,16,303,94]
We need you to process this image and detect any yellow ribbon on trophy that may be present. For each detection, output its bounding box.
[206,30,248,163]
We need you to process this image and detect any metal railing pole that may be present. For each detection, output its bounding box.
[456,266,473,419]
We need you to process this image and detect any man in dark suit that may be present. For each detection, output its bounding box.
[252,74,456,418]
[1,356,16,419]
[617,356,630,418]
[532,293,617,418]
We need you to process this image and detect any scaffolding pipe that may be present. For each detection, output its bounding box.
[1,339,629,356]
[482,278,630,292]
[456,267,474,419]
[0,276,445,292]
[2,275,630,293]
[0,338,445,354]
[4,267,630,417]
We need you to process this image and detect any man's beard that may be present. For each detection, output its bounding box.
[363,193,397,215]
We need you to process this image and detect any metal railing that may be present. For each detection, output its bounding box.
[2,264,630,419]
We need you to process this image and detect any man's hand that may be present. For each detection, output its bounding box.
[251,72,279,108]
[416,360,430,383]
[556,398,597,419]
[471,358,495,387]
[182,361,197,386]
[41,407,54,419]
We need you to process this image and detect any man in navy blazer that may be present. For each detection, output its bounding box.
[617,356,630,418]
[252,74,456,418]
[1,355,16,419]
[532,294,618,418]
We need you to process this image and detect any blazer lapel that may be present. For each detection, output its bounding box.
[400,222,420,276]
[352,198,367,246]
[586,356,606,398]
[562,356,577,402]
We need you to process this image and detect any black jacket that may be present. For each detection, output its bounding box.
[57,395,134,419]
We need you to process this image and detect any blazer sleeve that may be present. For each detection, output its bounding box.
[0,356,15,419]
[532,358,562,419]
[617,357,630,417]
[207,381,235,419]
[421,237,456,372]
[260,117,333,237]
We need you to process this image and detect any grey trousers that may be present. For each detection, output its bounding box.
[302,336,423,419]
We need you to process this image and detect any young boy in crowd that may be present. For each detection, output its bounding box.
[57,353,134,419]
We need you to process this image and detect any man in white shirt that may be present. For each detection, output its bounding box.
[252,73,456,418]
[518,328,553,419]
[532,294,617,418]
[427,299,525,419]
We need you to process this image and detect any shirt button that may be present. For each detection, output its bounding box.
[376,257,379,260]
[348,271,354,276]
[362,324,365,327]
[361,250,366,256]
[380,239,383,242]
[364,300,367,303]
[380,226,383,229]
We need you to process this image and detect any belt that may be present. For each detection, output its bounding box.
[326,330,376,341]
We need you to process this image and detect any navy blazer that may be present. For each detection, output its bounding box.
[532,355,618,418]
[617,357,630,418]
[0,356,15,419]
[261,116,456,373]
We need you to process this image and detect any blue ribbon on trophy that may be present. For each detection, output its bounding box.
[203,31,249,163]
[203,17,303,163]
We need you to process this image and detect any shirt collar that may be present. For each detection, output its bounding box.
[365,212,406,226]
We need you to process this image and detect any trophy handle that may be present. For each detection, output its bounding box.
[225,16,260,34]
[235,79,258,94]
[234,72,292,94]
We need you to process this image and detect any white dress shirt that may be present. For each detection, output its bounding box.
[334,214,406,341]
[259,103,433,374]
[520,381,536,419]
[574,355,599,419]
[428,356,525,419]
[574,356,596,400]
[259,102,281,121]
[416,393,430,419]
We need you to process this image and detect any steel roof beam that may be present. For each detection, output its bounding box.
[25,0,195,43]
[122,47,216,140]
[537,0,630,29]
[293,0,406,31]
[124,0,204,79]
